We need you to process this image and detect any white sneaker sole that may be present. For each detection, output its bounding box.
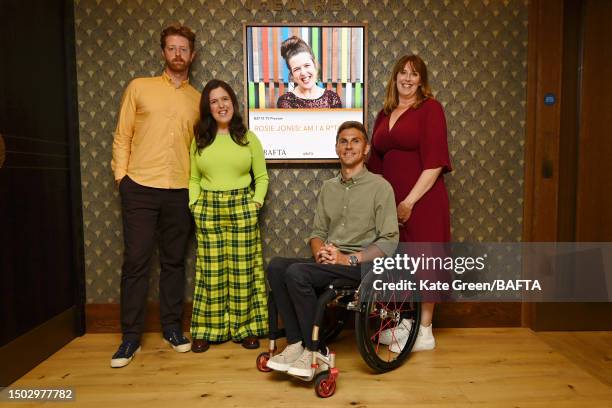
[110,346,141,368]
[389,336,436,353]
[163,339,191,353]
[287,366,314,377]
[265,360,291,372]
[412,338,436,352]
[286,362,330,377]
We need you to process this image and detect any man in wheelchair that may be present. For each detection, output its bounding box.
[265,121,399,378]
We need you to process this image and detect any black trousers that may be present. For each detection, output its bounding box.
[119,176,191,342]
[266,257,360,350]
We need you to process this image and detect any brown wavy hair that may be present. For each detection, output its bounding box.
[383,54,433,114]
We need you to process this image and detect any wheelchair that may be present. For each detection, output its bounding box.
[255,271,422,398]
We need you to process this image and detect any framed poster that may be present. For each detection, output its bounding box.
[243,24,367,162]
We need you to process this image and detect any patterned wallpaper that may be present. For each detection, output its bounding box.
[74,0,528,303]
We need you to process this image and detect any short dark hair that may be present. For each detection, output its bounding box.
[336,121,368,143]
[160,23,196,51]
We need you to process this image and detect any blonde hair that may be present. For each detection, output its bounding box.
[383,54,433,114]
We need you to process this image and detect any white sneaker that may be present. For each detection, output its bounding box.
[266,342,304,372]
[378,318,413,345]
[287,349,329,378]
[389,324,436,353]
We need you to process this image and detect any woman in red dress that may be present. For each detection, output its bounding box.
[369,54,452,352]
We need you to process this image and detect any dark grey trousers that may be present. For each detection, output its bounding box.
[266,257,360,350]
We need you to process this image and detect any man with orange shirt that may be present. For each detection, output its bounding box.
[110,24,200,368]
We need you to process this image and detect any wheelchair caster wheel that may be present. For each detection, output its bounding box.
[314,370,336,398]
[256,352,272,372]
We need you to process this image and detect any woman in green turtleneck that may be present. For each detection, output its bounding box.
[189,79,268,353]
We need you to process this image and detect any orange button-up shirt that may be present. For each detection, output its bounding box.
[111,72,201,189]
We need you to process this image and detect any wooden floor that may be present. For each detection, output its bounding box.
[5,329,612,407]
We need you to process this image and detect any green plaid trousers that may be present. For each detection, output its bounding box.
[190,188,268,341]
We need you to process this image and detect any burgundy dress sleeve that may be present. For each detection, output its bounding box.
[367,110,385,174]
[419,99,452,173]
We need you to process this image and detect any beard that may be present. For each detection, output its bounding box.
[166,57,189,73]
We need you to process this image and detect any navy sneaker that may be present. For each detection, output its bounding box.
[110,340,141,368]
[163,329,191,353]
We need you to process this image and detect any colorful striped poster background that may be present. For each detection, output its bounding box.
[246,26,365,109]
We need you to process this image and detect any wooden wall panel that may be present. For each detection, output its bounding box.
[523,0,564,244]
[575,0,612,242]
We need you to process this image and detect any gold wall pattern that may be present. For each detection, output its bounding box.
[74,0,528,303]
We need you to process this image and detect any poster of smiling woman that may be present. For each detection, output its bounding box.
[244,24,367,161]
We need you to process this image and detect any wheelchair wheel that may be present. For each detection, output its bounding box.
[314,370,336,398]
[256,352,272,372]
[355,286,421,373]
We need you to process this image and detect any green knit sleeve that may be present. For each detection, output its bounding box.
[188,139,202,207]
[248,131,269,205]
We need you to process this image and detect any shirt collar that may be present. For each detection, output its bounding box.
[338,166,369,185]
[162,71,190,88]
